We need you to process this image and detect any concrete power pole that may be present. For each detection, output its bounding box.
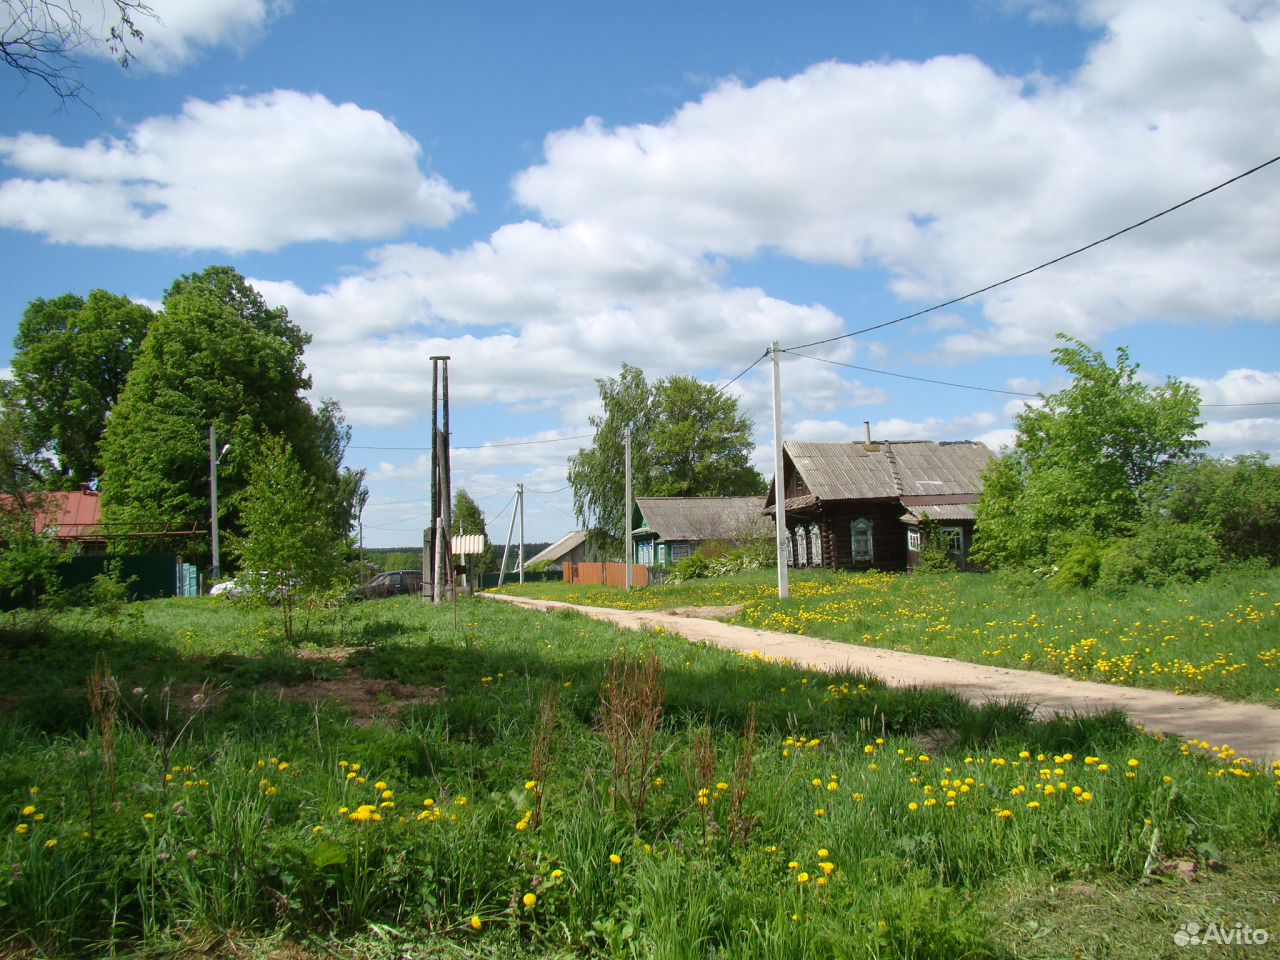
[517,482,525,584]
[624,426,633,590]
[771,341,789,600]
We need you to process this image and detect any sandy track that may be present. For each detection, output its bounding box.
[486,593,1280,765]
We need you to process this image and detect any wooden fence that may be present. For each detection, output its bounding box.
[562,562,649,589]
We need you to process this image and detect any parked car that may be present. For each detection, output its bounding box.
[360,570,424,599]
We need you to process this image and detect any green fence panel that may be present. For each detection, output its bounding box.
[59,554,183,601]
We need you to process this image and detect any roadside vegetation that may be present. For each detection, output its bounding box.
[2,595,1278,958]
[494,564,1280,705]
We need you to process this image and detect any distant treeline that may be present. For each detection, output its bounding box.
[363,544,553,572]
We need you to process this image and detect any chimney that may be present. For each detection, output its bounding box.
[864,421,871,443]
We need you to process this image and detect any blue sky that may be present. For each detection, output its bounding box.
[2,0,1278,548]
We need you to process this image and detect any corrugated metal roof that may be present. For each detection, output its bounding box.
[784,441,991,502]
[523,530,588,567]
[633,496,771,542]
[899,504,978,523]
[0,490,103,538]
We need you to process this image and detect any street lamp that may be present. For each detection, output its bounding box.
[209,425,231,580]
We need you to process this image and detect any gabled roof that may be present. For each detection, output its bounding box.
[775,441,992,504]
[523,530,588,567]
[633,496,770,542]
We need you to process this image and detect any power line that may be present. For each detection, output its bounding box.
[782,152,1280,353]
[1202,401,1280,408]
[349,433,592,453]
[722,350,770,391]
[787,351,1040,398]
[525,483,571,494]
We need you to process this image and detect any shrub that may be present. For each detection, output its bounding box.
[1097,521,1222,590]
[1048,534,1106,589]
[671,554,710,582]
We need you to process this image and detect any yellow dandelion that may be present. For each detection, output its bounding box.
[522,892,537,907]
[470,915,483,930]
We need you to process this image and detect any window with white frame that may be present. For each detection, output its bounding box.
[809,523,822,566]
[671,542,693,561]
[907,527,922,552]
[796,525,809,566]
[851,518,874,564]
[940,527,963,554]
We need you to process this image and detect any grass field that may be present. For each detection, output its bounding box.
[492,565,1280,705]
[1,594,1277,958]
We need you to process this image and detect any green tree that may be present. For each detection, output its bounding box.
[452,488,491,576]
[10,290,154,486]
[0,387,65,607]
[972,336,1205,569]
[233,434,352,644]
[1148,453,1280,565]
[568,364,765,550]
[99,266,361,563]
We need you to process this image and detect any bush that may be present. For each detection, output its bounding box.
[1048,535,1106,589]
[1097,521,1222,590]
[671,554,710,582]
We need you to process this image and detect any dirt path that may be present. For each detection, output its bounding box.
[487,594,1280,766]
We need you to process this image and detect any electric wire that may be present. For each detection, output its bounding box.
[787,351,1040,398]
[781,152,1280,353]
[349,433,591,452]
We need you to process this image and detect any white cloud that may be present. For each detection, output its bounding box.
[0,91,470,251]
[1197,417,1280,455]
[511,0,1280,358]
[75,0,291,71]
[1187,368,1280,411]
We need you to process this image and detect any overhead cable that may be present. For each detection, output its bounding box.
[781,152,1280,353]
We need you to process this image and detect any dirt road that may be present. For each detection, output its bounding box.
[487,593,1280,766]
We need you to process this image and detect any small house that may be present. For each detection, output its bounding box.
[631,496,772,567]
[522,530,590,571]
[765,440,993,570]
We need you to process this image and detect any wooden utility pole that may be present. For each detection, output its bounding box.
[426,355,452,603]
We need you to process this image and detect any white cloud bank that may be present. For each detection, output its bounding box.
[76,0,292,71]
[0,91,470,251]
[513,0,1280,357]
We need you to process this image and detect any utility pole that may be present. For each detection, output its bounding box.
[209,424,230,582]
[425,357,439,602]
[517,482,525,585]
[498,487,518,588]
[426,355,452,603]
[624,426,633,590]
[441,358,454,601]
[771,341,789,600]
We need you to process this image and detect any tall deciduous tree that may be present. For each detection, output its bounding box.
[11,290,153,485]
[569,364,765,550]
[99,266,362,562]
[972,336,1205,569]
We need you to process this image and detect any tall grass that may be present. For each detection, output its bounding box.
[497,564,1280,704]
[0,594,1276,957]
